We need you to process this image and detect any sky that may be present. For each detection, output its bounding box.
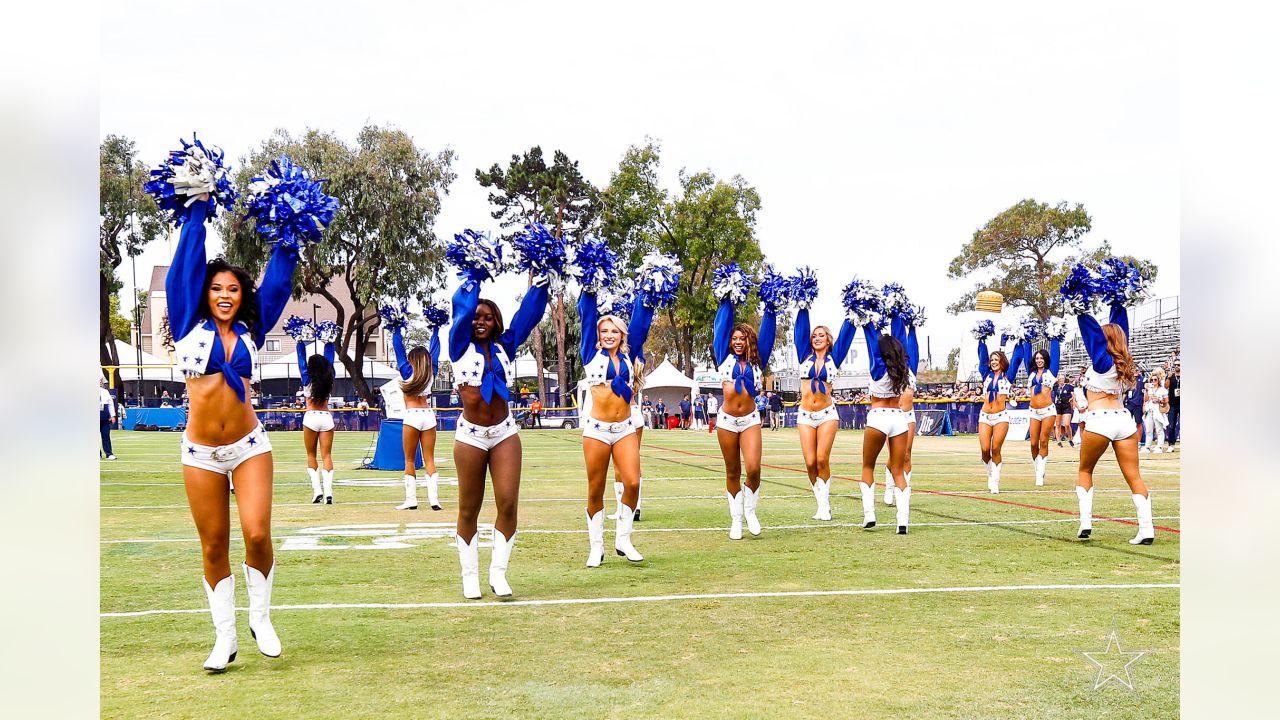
[101,0,1179,374]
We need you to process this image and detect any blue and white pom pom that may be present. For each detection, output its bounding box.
[841,277,885,327]
[881,282,911,319]
[243,155,339,257]
[511,223,569,289]
[1097,257,1152,307]
[1001,321,1025,342]
[637,252,682,309]
[1044,317,1068,340]
[283,315,316,343]
[315,320,340,344]
[757,265,790,312]
[1020,316,1043,341]
[143,133,239,225]
[787,267,819,310]
[971,319,996,340]
[899,303,926,328]
[598,279,636,319]
[379,302,410,332]
[567,237,618,294]
[1059,262,1100,315]
[446,229,506,286]
[712,263,753,306]
[422,299,450,329]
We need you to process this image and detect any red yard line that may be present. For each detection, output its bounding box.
[640,441,1180,535]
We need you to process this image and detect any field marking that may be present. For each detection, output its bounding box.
[101,515,1181,543]
[100,582,1180,617]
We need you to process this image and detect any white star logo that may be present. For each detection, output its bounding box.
[1078,627,1150,691]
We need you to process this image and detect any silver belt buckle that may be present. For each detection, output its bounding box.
[210,445,237,462]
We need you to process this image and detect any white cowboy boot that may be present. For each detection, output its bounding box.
[989,462,1002,494]
[1076,485,1094,539]
[1034,456,1045,486]
[456,532,481,599]
[985,461,996,493]
[424,472,441,511]
[634,476,644,521]
[242,562,281,658]
[307,468,322,503]
[322,469,334,504]
[726,490,744,540]
[615,504,644,561]
[489,530,516,597]
[883,466,895,505]
[743,486,763,536]
[607,481,624,520]
[1129,493,1155,545]
[895,487,912,534]
[396,474,418,510]
[201,575,237,672]
[586,509,605,567]
[859,481,877,528]
[812,479,832,521]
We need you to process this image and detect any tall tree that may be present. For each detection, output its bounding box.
[947,199,1158,322]
[221,125,457,402]
[100,135,166,388]
[600,140,765,375]
[476,147,600,403]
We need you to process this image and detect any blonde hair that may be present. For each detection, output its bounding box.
[1102,324,1137,388]
[811,325,834,356]
[598,315,644,400]
[400,346,433,396]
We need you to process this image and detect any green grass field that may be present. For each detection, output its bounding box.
[101,427,1180,719]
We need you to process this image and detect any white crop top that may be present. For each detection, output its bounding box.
[717,355,762,389]
[582,351,633,389]
[798,354,837,393]
[174,322,260,384]
[1083,366,1126,396]
[452,342,514,391]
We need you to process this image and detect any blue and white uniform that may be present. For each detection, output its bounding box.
[711,298,777,434]
[577,291,654,446]
[976,336,1024,427]
[298,339,337,432]
[858,318,911,438]
[791,307,856,428]
[1076,303,1137,441]
[448,279,550,451]
[168,199,297,473]
[393,325,441,432]
[1021,335,1061,421]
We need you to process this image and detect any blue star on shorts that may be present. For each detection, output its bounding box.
[247,436,257,445]
[187,446,196,455]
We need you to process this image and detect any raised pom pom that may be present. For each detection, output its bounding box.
[712,263,753,306]
[511,223,569,289]
[567,237,618,294]
[908,304,927,328]
[757,265,790,312]
[422,299,450,330]
[1058,262,1100,315]
[1097,257,1152,307]
[971,319,996,340]
[597,279,635,319]
[142,133,239,225]
[881,282,911,318]
[244,155,339,257]
[787,267,819,310]
[1001,321,1026,343]
[380,302,410,332]
[637,252,681,309]
[446,229,506,286]
[283,315,316,342]
[841,277,885,327]
[315,320,340,344]
[1044,317,1068,340]
[1020,316,1043,342]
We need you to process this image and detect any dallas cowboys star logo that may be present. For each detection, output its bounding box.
[247,436,257,445]
[198,341,207,348]
[187,446,196,455]
[1077,626,1150,691]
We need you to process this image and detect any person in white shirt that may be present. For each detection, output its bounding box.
[706,393,719,432]
[1141,370,1170,453]
[99,377,117,460]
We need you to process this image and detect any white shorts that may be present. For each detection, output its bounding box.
[302,410,335,433]
[716,410,761,434]
[181,424,273,475]
[1072,409,1084,423]
[583,416,637,446]
[866,407,909,437]
[904,409,917,426]
[1082,409,1138,442]
[631,406,644,427]
[1028,406,1054,421]
[978,411,1009,427]
[403,407,438,432]
[796,404,839,428]
[455,415,519,451]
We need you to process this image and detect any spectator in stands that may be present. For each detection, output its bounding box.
[99,377,117,460]
[1053,374,1074,447]
[1165,360,1180,449]
[679,394,692,429]
[769,390,783,431]
[1141,370,1170,453]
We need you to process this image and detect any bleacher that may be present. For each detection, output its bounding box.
[1058,298,1180,375]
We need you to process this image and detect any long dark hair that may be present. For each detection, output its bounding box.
[199,258,259,333]
[1032,348,1051,373]
[878,335,910,395]
[307,354,335,402]
[732,323,762,368]
[473,299,505,341]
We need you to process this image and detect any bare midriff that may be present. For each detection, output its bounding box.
[870,395,900,410]
[1085,389,1123,410]
[404,392,430,410]
[981,394,1007,415]
[1029,372,1053,410]
[458,385,509,426]
[185,374,259,446]
[898,386,915,413]
[720,362,757,417]
[799,383,833,412]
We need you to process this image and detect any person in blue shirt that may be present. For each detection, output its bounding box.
[1052,374,1075,447]
[391,323,443,512]
[166,195,297,671]
[654,399,667,429]
[447,275,550,599]
[755,393,769,428]
[679,395,692,430]
[1125,369,1146,451]
[297,335,336,503]
[768,391,783,431]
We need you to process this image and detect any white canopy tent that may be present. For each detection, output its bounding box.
[512,352,558,381]
[112,340,179,382]
[257,352,402,381]
[636,359,700,417]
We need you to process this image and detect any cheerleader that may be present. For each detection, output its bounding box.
[447,232,551,598]
[391,319,443,511]
[851,314,914,533]
[577,288,654,565]
[606,402,647,522]
[974,325,1024,494]
[793,313,855,520]
[884,307,924,506]
[712,265,777,540]
[1021,325,1061,487]
[295,328,336,503]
